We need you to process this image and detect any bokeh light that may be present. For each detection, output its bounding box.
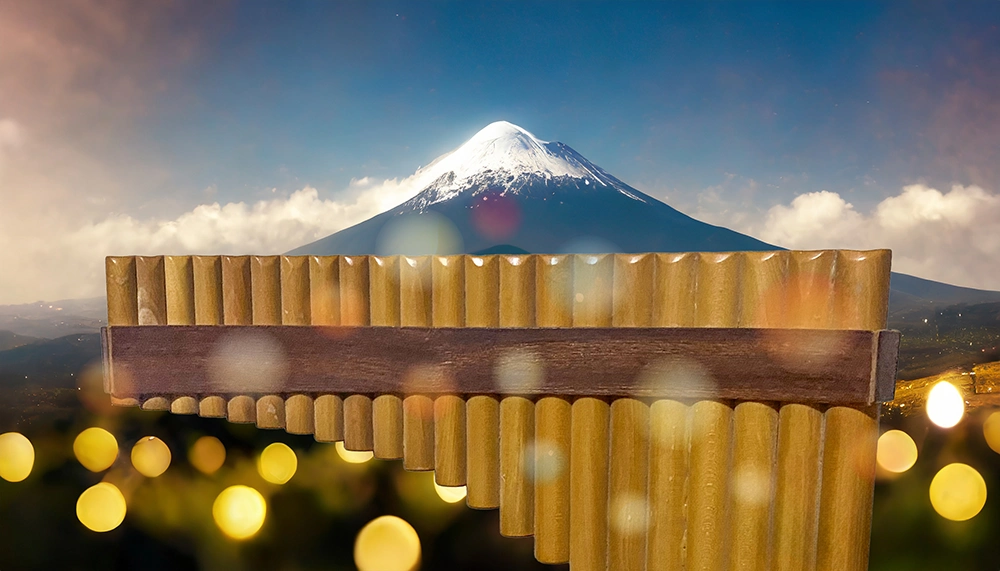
[76,482,127,532]
[131,436,172,478]
[213,485,267,540]
[926,381,965,428]
[929,463,987,521]
[984,411,1000,455]
[354,515,421,571]
[189,436,226,475]
[74,427,119,472]
[876,430,918,473]
[258,442,297,484]
[336,441,373,464]
[434,482,467,504]
[0,432,34,482]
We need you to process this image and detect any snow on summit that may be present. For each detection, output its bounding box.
[402,121,648,208]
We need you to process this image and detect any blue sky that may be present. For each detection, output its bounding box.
[1,1,999,303]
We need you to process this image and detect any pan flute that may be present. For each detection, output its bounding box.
[102,251,899,571]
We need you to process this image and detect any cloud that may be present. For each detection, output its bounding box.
[742,184,1000,291]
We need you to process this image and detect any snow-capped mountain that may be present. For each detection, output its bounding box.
[288,121,775,256]
[286,120,1000,312]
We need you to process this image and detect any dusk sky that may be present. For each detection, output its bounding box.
[1,1,999,304]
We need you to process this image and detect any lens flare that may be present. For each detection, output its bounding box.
[213,485,267,539]
[76,482,127,532]
[0,432,34,482]
[434,483,467,504]
[189,436,226,475]
[354,515,421,571]
[929,463,987,521]
[876,430,918,473]
[926,381,965,428]
[258,442,297,484]
[74,427,119,472]
[336,441,373,464]
[131,436,171,478]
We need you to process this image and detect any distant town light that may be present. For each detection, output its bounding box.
[0,432,34,482]
[926,382,965,428]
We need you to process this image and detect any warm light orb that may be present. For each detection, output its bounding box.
[0,432,34,482]
[336,441,373,464]
[926,381,965,428]
[189,436,226,475]
[131,436,172,477]
[257,443,297,484]
[76,482,127,532]
[354,515,421,571]
[434,482,467,504]
[876,430,918,473]
[213,485,267,539]
[929,463,987,521]
[74,427,119,472]
[984,411,1000,455]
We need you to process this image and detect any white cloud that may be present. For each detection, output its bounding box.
[741,184,1000,291]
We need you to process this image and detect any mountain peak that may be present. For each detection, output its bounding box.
[467,121,546,145]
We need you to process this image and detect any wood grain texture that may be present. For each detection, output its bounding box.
[251,256,281,325]
[609,398,650,571]
[256,394,285,429]
[309,256,339,325]
[465,255,500,509]
[314,394,344,442]
[343,394,373,451]
[340,257,371,450]
[285,394,314,434]
[653,253,696,327]
[228,395,255,423]
[687,399,733,571]
[728,401,779,571]
[568,397,609,571]
[192,256,223,325]
[696,252,741,327]
[222,256,252,325]
[104,326,897,404]
[498,254,535,537]
[403,395,435,471]
[432,256,464,327]
[647,399,688,571]
[500,395,534,536]
[198,396,226,418]
[534,396,571,564]
[171,396,197,414]
[164,256,195,325]
[613,253,653,328]
[106,256,138,326]
[467,395,500,509]
[373,394,403,459]
[740,251,788,328]
[772,403,823,571]
[569,254,611,571]
[434,395,466,486]
[136,256,167,325]
[280,256,311,325]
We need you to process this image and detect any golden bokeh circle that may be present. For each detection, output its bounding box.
[983,411,1000,455]
[257,443,297,485]
[434,483,467,504]
[189,436,226,475]
[213,485,267,540]
[354,515,421,571]
[0,432,34,482]
[926,381,965,428]
[74,427,119,473]
[929,463,987,521]
[131,436,172,478]
[77,482,127,532]
[876,430,918,473]
[336,441,373,464]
